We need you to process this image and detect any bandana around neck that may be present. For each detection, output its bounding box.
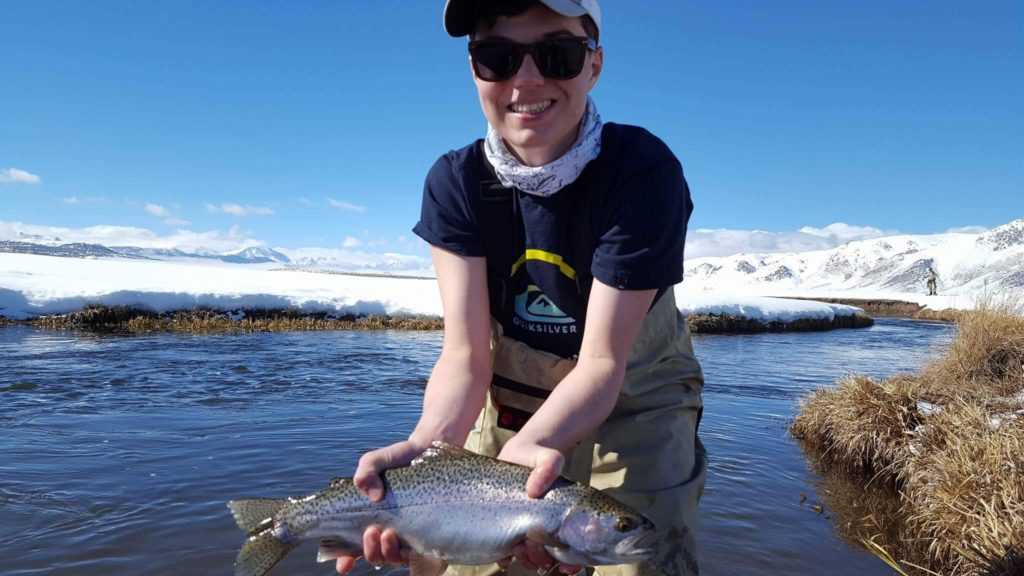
[484,97,603,197]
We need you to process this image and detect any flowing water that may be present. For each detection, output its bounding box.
[0,319,953,575]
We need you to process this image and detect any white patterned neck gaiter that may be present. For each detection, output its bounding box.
[484,97,603,197]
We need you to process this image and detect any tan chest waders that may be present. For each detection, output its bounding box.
[451,290,706,576]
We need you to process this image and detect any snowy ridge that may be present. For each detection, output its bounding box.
[683,219,1024,299]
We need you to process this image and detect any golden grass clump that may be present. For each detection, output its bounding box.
[19,305,444,333]
[792,302,1024,575]
[792,374,925,485]
[920,303,1024,398]
[901,399,1024,575]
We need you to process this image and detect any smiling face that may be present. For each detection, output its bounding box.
[472,4,603,167]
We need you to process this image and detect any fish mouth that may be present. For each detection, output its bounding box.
[615,531,659,560]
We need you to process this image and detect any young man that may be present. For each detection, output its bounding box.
[337,1,705,574]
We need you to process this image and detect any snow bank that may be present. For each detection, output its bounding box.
[0,254,440,320]
[0,253,870,324]
[674,289,863,322]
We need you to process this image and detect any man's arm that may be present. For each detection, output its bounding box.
[496,280,657,572]
[497,279,657,493]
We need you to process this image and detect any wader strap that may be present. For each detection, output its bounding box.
[479,179,514,320]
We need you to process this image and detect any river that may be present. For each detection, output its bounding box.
[0,318,953,575]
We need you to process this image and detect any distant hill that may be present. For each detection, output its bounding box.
[0,241,144,259]
[0,239,434,276]
[683,219,1024,296]
[0,241,291,265]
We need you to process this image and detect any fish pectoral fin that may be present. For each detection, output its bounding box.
[527,526,568,550]
[316,537,362,563]
[407,551,448,576]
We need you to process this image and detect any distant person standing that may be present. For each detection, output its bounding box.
[927,267,938,296]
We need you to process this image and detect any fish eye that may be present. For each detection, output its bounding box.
[615,517,634,532]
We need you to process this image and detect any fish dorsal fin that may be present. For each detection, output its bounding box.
[408,551,448,576]
[329,477,349,488]
[410,441,480,467]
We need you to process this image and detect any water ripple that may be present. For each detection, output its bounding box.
[0,320,951,575]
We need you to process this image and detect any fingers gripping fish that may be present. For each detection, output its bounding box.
[228,442,657,576]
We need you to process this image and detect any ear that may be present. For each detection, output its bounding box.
[587,46,604,90]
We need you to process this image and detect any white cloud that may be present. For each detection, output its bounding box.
[796,223,889,242]
[342,236,362,248]
[62,196,107,205]
[327,199,367,213]
[946,225,989,234]
[1,168,41,184]
[685,222,898,260]
[298,196,313,206]
[282,245,434,275]
[145,203,172,217]
[207,203,274,217]
[163,218,190,227]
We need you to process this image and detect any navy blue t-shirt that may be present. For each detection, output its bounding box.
[413,123,692,358]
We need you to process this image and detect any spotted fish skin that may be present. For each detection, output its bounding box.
[228,442,657,576]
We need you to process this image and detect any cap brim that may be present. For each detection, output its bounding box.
[444,0,592,37]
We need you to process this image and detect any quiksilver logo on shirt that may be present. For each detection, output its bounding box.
[513,285,577,334]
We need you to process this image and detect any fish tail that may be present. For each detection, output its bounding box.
[228,498,297,576]
[228,498,288,534]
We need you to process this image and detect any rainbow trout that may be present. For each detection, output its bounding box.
[228,442,657,576]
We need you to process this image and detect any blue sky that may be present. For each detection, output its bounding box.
[1,0,1021,256]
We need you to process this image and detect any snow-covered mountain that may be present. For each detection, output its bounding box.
[220,246,291,264]
[683,219,1024,297]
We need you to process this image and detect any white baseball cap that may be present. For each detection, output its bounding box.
[443,0,602,38]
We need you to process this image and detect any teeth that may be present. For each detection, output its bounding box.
[510,100,553,114]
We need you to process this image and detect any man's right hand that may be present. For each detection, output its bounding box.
[336,439,429,574]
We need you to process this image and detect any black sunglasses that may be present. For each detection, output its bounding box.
[468,36,598,82]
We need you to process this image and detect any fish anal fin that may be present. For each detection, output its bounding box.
[411,441,480,466]
[316,537,362,563]
[408,551,448,576]
[234,530,299,576]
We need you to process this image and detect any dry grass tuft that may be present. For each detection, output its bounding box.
[901,399,1024,575]
[913,308,962,322]
[792,374,924,485]
[792,302,1024,575]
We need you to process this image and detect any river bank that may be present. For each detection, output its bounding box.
[779,296,959,321]
[0,303,872,334]
[791,304,1024,575]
